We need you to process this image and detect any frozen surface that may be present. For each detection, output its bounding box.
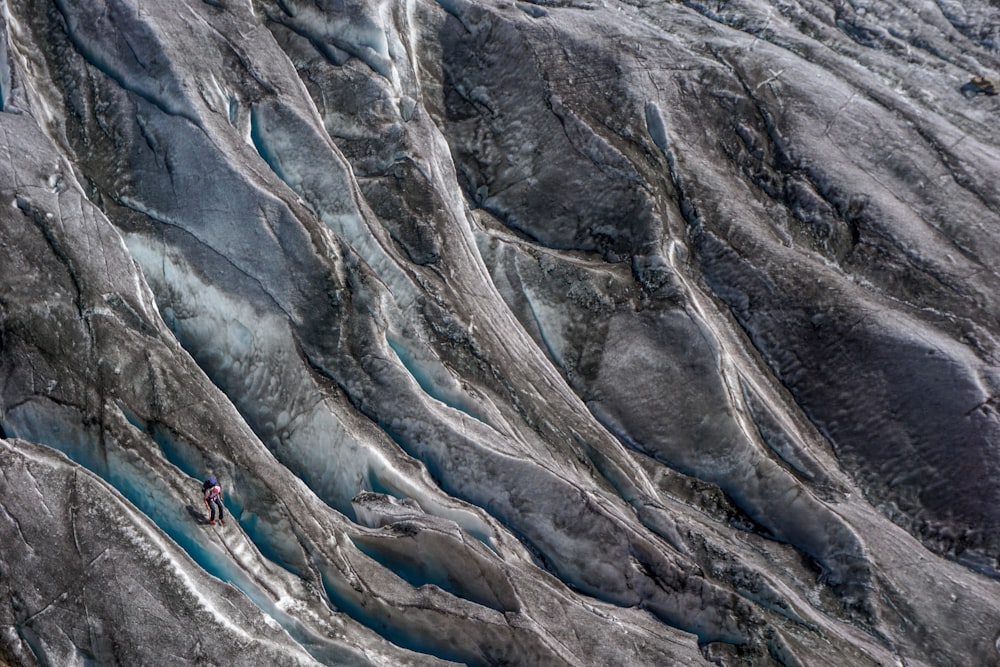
[1,0,1000,665]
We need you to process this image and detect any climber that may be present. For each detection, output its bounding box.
[202,476,226,525]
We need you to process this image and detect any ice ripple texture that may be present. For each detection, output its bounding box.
[1,0,999,665]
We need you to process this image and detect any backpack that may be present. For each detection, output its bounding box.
[202,477,220,498]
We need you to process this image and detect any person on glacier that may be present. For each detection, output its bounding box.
[202,477,226,525]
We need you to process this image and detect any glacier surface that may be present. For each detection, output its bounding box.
[1,0,1000,664]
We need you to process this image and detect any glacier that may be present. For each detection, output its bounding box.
[1,0,1000,664]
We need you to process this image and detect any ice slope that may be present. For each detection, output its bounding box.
[0,0,999,665]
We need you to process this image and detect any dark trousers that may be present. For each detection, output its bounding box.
[207,498,224,521]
